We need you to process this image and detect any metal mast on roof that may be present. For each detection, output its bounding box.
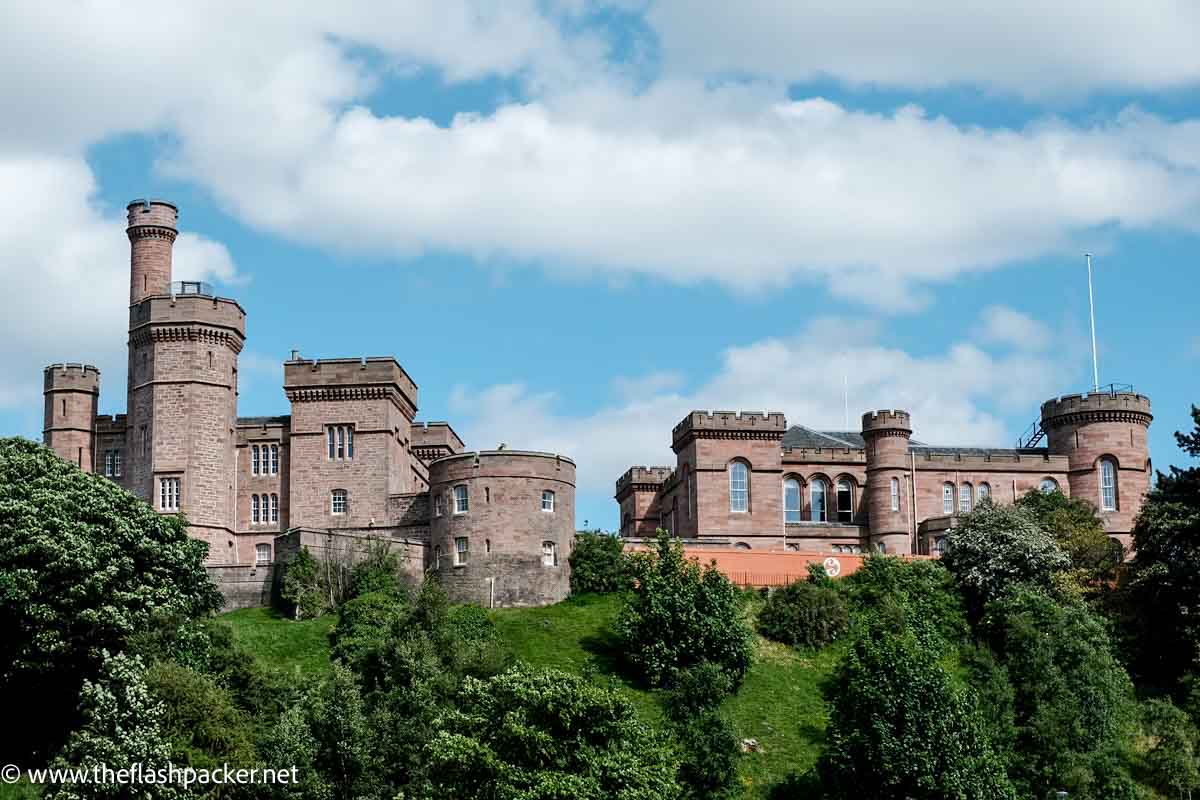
[1086,253,1099,391]
[843,373,849,430]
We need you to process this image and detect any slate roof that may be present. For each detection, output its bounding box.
[236,415,292,427]
[782,424,1046,457]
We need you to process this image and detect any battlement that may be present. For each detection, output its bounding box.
[412,421,465,451]
[672,410,786,446]
[283,357,418,415]
[126,199,178,235]
[429,450,577,485]
[615,466,675,497]
[781,447,865,464]
[912,450,1069,470]
[95,414,127,432]
[861,409,912,435]
[1040,391,1152,427]
[130,293,247,337]
[43,363,100,391]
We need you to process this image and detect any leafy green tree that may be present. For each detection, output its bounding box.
[347,538,410,600]
[941,501,1070,614]
[617,530,754,687]
[756,579,849,649]
[663,663,740,800]
[329,591,408,667]
[569,531,630,595]
[0,437,220,762]
[817,620,1015,800]
[983,588,1137,799]
[259,705,332,800]
[842,555,969,649]
[421,665,680,800]
[1017,488,1120,585]
[46,652,180,800]
[281,547,327,620]
[1140,698,1200,800]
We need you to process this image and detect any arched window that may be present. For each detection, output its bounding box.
[810,478,828,522]
[890,477,900,512]
[270,493,279,523]
[1100,458,1118,510]
[783,478,802,523]
[729,462,749,512]
[837,479,854,523]
[255,543,272,565]
[1040,477,1059,494]
[933,536,947,555]
[734,542,752,550]
[542,541,559,567]
[978,483,991,502]
[959,482,973,513]
[251,445,260,475]
[942,482,954,514]
[270,444,279,475]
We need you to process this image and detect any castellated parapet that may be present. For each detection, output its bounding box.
[284,357,418,420]
[411,421,465,465]
[615,466,675,499]
[672,410,786,449]
[861,409,913,437]
[127,200,178,304]
[43,363,100,470]
[1040,391,1153,429]
[428,451,575,607]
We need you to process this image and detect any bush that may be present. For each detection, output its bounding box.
[0,437,221,762]
[757,580,849,649]
[842,556,969,649]
[330,591,408,667]
[569,531,630,595]
[674,710,741,800]
[617,530,754,687]
[348,539,410,600]
[281,547,328,620]
[663,661,734,723]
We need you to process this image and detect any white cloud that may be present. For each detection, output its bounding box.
[644,0,1200,97]
[0,155,239,412]
[448,315,1080,498]
[976,305,1052,351]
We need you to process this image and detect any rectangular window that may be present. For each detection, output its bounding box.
[270,445,279,475]
[327,426,354,460]
[113,449,121,477]
[327,427,335,460]
[454,537,469,566]
[542,541,558,567]
[140,426,149,457]
[959,484,972,513]
[270,494,279,523]
[346,427,353,459]
[251,445,260,475]
[331,490,347,515]
[890,477,900,512]
[159,477,180,511]
[454,485,469,514]
[255,543,272,565]
[542,490,555,512]
[943,484,954,515]
[337,426,344,459]
[434,493,444,517]
[104,450,114,477]
[1101,460,1117,510]
[251,494,260,524]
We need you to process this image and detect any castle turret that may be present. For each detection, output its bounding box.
[127,200,177,304]
[124,199,246,563]
[1041,389,1152,551]
[862,409,912,555]
[43,363,99,470]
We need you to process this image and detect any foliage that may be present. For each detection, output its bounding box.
[674,710,742,800]
[45,653,180,800]
[756,580,849,650]
[663,661,734,724]
[420,665,680,800]
[570,531,631,595]
[1017,488,1120,585]
[941,501,1070,613]
[841,555,969,649]
[982,588,1138,799]
[817,620,1015,800]
[280,547,327,620]
[329,591,408,667]
[617,530,754,687]
[0,437,221,763]
[258,705,332,800]
[1139,698,1200,799]
[347,538,410,600]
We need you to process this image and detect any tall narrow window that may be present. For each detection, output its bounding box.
[454,537,469,566]
[542,490,555,512]
[978,483,991,502]
[454,485,469,514]
[783,478,801,523]
[104,450,114,477]
[729,462,749,512]
[542,541,559,567]
[434,545,442,570]
[327,426,354,460]
[810,478,828,522]
[112,449,121,477]
[140,426,148,457]
[1101,458,1117,510]
[959,483,973,513]
[61,398,66,417]
[270,493,279,523]
[346,427,353,459]
[251,445,260,475]
[337,426,344,459]
[434,493,445,517]
[837,480,854,523]
[327,427,335,459]
[255,543,271,565]
[331,489,347,515]
[270,445,279,475]
[890,477,900,512]
[943,482,954,514]
[159,477,180,511]
[251,494,261,524]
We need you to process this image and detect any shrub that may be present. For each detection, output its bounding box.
[757,580,849,649]
[663,661,734,723]
[281,547,328,620]
[842,556,968,649]
[617,530,754,687]
[569,531,630,595]
[674,710,741,800]
[1140,697,1200,799]
[330,591,408,667]
[348,538,410,600]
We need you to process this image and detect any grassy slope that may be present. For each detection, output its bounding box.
[222,594,835,798]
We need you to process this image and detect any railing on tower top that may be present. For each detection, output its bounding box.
[1015,383,1137,448]
[170,280,214,297]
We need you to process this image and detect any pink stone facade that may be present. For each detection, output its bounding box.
[40,199,573,608]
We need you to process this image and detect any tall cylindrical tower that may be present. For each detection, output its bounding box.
[124,199,246,563]
[43,363,99,470]
[862,409,913,555]
[1041,390,1152,551]
[127,199,177,304]
[428,450,575,607]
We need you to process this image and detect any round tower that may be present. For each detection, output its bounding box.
[127,199,177,304]
[43,363,100,470]
[428,450,575,607]
[862,409,913,555]
[1040,390,1152,550]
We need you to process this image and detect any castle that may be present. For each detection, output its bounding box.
[616,395,1153,557]
[41,200,576,608]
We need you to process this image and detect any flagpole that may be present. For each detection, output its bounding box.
[1086,253,1099,391]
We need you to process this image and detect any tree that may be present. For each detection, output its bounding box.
[941,501,1069,614]
[663,663,740,800]
[756,579,849,649]
[0,438,221,762]
[616,530,754,687]
[1017,488,1120,585]
[569,531,630,595]
[841,555,969,650]
[817,620,1015,800]
[281,547,328,620]
[1140,698,1200,800]
[421,665,680,800]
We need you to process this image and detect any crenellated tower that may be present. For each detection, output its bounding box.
[862,409,912,555]
[124,199,246,563]
[43,363,100,470]
[1041,389,1152,551]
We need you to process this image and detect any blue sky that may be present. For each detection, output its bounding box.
[1,2,1197,530]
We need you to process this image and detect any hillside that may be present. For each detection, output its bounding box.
[218,593,837,797]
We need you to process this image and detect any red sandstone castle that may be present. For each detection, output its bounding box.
[617,397,1153,557]
[42,200,575,608]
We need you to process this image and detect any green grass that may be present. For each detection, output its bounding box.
[220,594,837,798]
[0,781,42,800]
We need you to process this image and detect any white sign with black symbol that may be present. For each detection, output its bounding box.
[823,557,841,577]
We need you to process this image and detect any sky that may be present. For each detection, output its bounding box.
[1,1,1197,531]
